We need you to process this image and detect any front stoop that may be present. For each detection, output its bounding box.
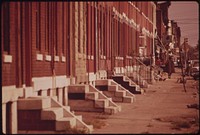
[112,76,144,94]
[68,84,121,115]
[124,76,145,93]
[17,96,93,134]
[95,79,136,103]
[128,74,149,88]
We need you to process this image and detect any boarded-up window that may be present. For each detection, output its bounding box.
[2,2,10,54]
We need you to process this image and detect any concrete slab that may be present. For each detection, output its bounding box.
[17,97,51,110]
[92,69,199,134]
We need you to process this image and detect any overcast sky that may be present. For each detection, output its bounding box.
[168,1,199,47]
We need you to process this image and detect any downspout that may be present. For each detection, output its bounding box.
[151,3,156,84]
[95,2,99,78]
[51,2,56,93]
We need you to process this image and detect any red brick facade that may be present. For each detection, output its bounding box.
[2,1,156,86]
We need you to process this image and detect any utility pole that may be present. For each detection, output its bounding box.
[179,38,188,92]
[184,38,188,69]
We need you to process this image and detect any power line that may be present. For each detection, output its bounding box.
[178,23,198,24]
[174,18,198,20]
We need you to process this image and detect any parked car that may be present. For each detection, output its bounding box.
[190,60,199,80]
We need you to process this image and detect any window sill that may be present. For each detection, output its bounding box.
[61,56,66,62]
[54,56,60,62]
[4,54,12,63]
[45,55,51,61]
[36,54,43,61]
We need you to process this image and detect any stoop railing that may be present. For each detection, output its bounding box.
[130,57,152,86]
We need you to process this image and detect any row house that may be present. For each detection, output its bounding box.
[155,1,182,67]
[154,1,171,64]
[1,1,156,134]
[167,20,181,65]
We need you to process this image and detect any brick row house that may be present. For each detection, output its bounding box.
[1,2,157,134]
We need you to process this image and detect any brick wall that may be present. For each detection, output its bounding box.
[2,2,17,86]
[74,2,87,84]
[2,1,156,86]
[31,2,68,78]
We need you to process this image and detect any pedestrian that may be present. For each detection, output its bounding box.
[165,56,175,79]
[155,57,162,66]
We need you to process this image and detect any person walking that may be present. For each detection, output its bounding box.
[165,56,175,79]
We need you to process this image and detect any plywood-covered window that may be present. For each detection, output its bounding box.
[62,2,65,55]
[45,2,50,54]
[54,2,58,55]
[36,2,41,51]
[78,2,81,53]
[2,2,10,54]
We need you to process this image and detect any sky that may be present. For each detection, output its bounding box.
[168,1,199,47]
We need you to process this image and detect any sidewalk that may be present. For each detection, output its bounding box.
[91,68,199,134]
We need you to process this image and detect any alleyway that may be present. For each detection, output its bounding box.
[81,68,199,134]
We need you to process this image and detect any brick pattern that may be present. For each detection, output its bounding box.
[2,2,155,86]
[2,3,17,86]
[74,2,87,84]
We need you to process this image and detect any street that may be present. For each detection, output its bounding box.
[77,68,199,134]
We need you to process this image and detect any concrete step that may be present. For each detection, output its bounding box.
[68,100,95,111]
[41,107,63,120]
[50,98,93,133]
[110,80,136,100]
[18,96,51,110]
[95,99,109,108]
[115,90,126,97]
[85,92,98,100]
[68,85,89,93]
[68,99,104,113]
[104,106,119,114]
[111,97,123,102]
[102,91,115,97]
[95,79,111,86]
[112,76,142,94]
[108,85,118,91]
[56,117,76,131]
[75,119,94,133]
[123,96,134,103]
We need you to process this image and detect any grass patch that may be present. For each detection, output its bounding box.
[87,119,106,129]
[171,120,191,130]
[57,127,89,134]
[154,115,199,131]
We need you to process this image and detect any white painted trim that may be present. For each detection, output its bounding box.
[2,86,23,103]
[32,75,70,91]
[61,56,66,62]
[98,70,107,79]
[54,56,60,61]
[45,55,51,61]
[2,85,16,90]
[36,54,43,61]
[4,54,12,63]
[91,55,94,60]
[126,55,133,59]
[88,72,96,82]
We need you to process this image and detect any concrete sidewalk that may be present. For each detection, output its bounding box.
[92,68,199,134]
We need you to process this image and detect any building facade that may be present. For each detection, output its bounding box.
[1,2,156,133]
